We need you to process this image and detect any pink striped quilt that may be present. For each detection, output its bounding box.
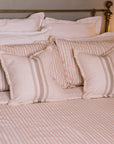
[0,98,114,144]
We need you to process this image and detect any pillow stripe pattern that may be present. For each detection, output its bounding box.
[0,52,49,104]
[54,39,114,87]
[32,57,48,102]
[0,41,49,91]
[50,44,68,88]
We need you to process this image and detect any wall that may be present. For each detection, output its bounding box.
[0,0,113,32]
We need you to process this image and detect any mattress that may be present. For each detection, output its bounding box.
[0,98,114,144]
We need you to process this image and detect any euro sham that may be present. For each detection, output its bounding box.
[42,16,102,35]
[0,12,44,32]
[44,23,97,39]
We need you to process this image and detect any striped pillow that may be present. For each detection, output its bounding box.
[53,38,114,88]
[0,48,82,105]
[50,44,68,88]
[0,41,49,91]
[75,49,114,98]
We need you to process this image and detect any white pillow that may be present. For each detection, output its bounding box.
[42,16,102,35]
[0,12,44,32]
[0,41,49,92]
[45,23,97,39]
[0,48,82,105]
[75,49,114,99]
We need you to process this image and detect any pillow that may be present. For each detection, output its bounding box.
[45,23,97,39]
[0,12,44,32]
[50,44,68,88]
[42,16,102,35]
[51,38,114,88]
[0,48,82,105]
[0,40,49,92]
[75,49,114,98]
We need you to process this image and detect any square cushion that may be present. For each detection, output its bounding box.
[75,49,114,98]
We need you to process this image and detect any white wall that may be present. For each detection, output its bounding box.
[0,0,113,31]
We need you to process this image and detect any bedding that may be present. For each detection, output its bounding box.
[0,48,82,105]
[42,16,102,35]
[0,16,102,46]
[0,24,102,93]
[0,10,113,143]
[0,98,113,144]
[0,14,113,143]
[75,49,114,99]
[0,41,49,92]
[0,12,44,32]
[50,34,114,88]
[0,32,112,92]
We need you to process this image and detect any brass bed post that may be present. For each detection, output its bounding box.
[91,9,96,16]
[105,1,113,32]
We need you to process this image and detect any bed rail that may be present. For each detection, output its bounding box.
[0,0,113,32]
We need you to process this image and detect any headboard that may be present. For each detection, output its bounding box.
[0,0,113,32]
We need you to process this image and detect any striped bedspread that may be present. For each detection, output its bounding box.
[0,98,114,144]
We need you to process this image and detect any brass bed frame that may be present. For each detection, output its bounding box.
[0,0,113,32]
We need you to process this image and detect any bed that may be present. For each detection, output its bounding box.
[0,1,114,144]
